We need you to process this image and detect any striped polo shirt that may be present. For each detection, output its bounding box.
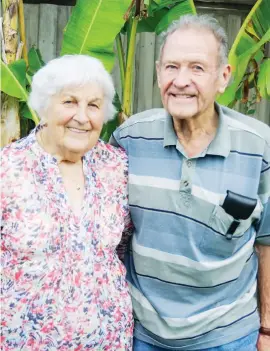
[111,103,270,350]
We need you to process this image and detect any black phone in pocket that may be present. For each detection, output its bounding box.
[222,190,257,240]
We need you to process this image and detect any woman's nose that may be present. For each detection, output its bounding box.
[74,106,89,124]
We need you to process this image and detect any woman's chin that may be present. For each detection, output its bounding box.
[63,142,92,156]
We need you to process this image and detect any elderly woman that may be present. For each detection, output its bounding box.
[1,55,133,350]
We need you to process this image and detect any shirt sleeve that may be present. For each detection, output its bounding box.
[255,141,270,246]
[115,148,133,261]
[109,123,129,152]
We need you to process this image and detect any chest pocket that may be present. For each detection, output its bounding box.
[200,199,262,258]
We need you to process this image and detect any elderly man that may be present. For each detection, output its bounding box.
[111,14,270,350]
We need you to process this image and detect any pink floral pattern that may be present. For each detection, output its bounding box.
[1,128,133,350]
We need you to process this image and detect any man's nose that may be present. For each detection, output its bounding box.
[173,68,191,88]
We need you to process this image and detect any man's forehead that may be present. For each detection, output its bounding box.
[161,28,219,61]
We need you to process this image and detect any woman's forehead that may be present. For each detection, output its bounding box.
[58,83,104,98]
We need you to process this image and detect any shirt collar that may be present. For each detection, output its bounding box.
[163,103,231,158]
[207,103,231,158]
[163,112,177,147]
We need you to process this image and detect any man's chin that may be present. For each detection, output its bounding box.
[168,109,197,120]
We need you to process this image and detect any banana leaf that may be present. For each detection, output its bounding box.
[137,8,168,33]
[100,92,122,142]
[27,47,45,76]
[1,60,39,124]
[155,0,196,35]
[1,60,27,100]
[258,58,270,99]
[61,0,131,72]
[219,0,270,106]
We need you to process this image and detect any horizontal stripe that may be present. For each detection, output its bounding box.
[134,252,255,290]
[128,155,182,179]
[131,203,259,240]
[226,115,264,139]
[230,150,263,158]
[192,184,224,205]
[132,235,254,286]
[130,204,221,235]
[134,308,258,347]
[119,135,163,141]
[130,174,179,191]
[129,282,257,339]
[262,165,270,173]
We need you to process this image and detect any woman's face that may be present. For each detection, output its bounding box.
[43,83,105,156]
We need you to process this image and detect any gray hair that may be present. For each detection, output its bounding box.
[158,14,228,66]
[28,55,116,123]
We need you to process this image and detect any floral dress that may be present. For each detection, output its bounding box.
[1,129,133,350]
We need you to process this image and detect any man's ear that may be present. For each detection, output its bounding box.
[218,64,232,94]
[156,61,161,88]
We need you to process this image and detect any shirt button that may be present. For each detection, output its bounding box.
[183,180,189,187]
[187,160,192,167]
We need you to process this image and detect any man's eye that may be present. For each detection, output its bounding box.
[64,100,74,104]
[193,65,203,71]
[166,65,177,70]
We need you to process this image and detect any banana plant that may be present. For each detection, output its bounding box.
[218,0,270,113]
[1,47,44,140]
[1,0,41,146]
[61,0,196,141]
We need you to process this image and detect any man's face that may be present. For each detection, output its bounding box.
[157,28,231,121]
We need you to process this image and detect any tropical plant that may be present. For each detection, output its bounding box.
[218,0,270,115]
[1,0,40,146]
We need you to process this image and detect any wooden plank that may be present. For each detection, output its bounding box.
[56,5,71,56]
[197,4,250,15]
[24,4,40,51]
[38,4,58,62]
[132,34,141,114]
[152,35,163,109]
[227,14,242,49]
[111,47,122,101]
[195,0,255,4]
[134,32,156,113]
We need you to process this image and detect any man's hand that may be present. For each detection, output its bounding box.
[257,333,270,351]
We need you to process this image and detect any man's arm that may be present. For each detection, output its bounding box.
[256,244,270,350]
[255,140,270,351]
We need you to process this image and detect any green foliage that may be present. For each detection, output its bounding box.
[61,0,131,72]
[1,60,28,100]
[257,58,270,99]
[155,1,196,34]
[219,0,270,107]
[101,93,122,142]
[1,48,43,127]
[27,47,45,76]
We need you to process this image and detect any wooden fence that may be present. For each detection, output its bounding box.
[23,2,270,125]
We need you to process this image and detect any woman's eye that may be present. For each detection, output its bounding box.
[64,100,74,104]
[89,103,98,108]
